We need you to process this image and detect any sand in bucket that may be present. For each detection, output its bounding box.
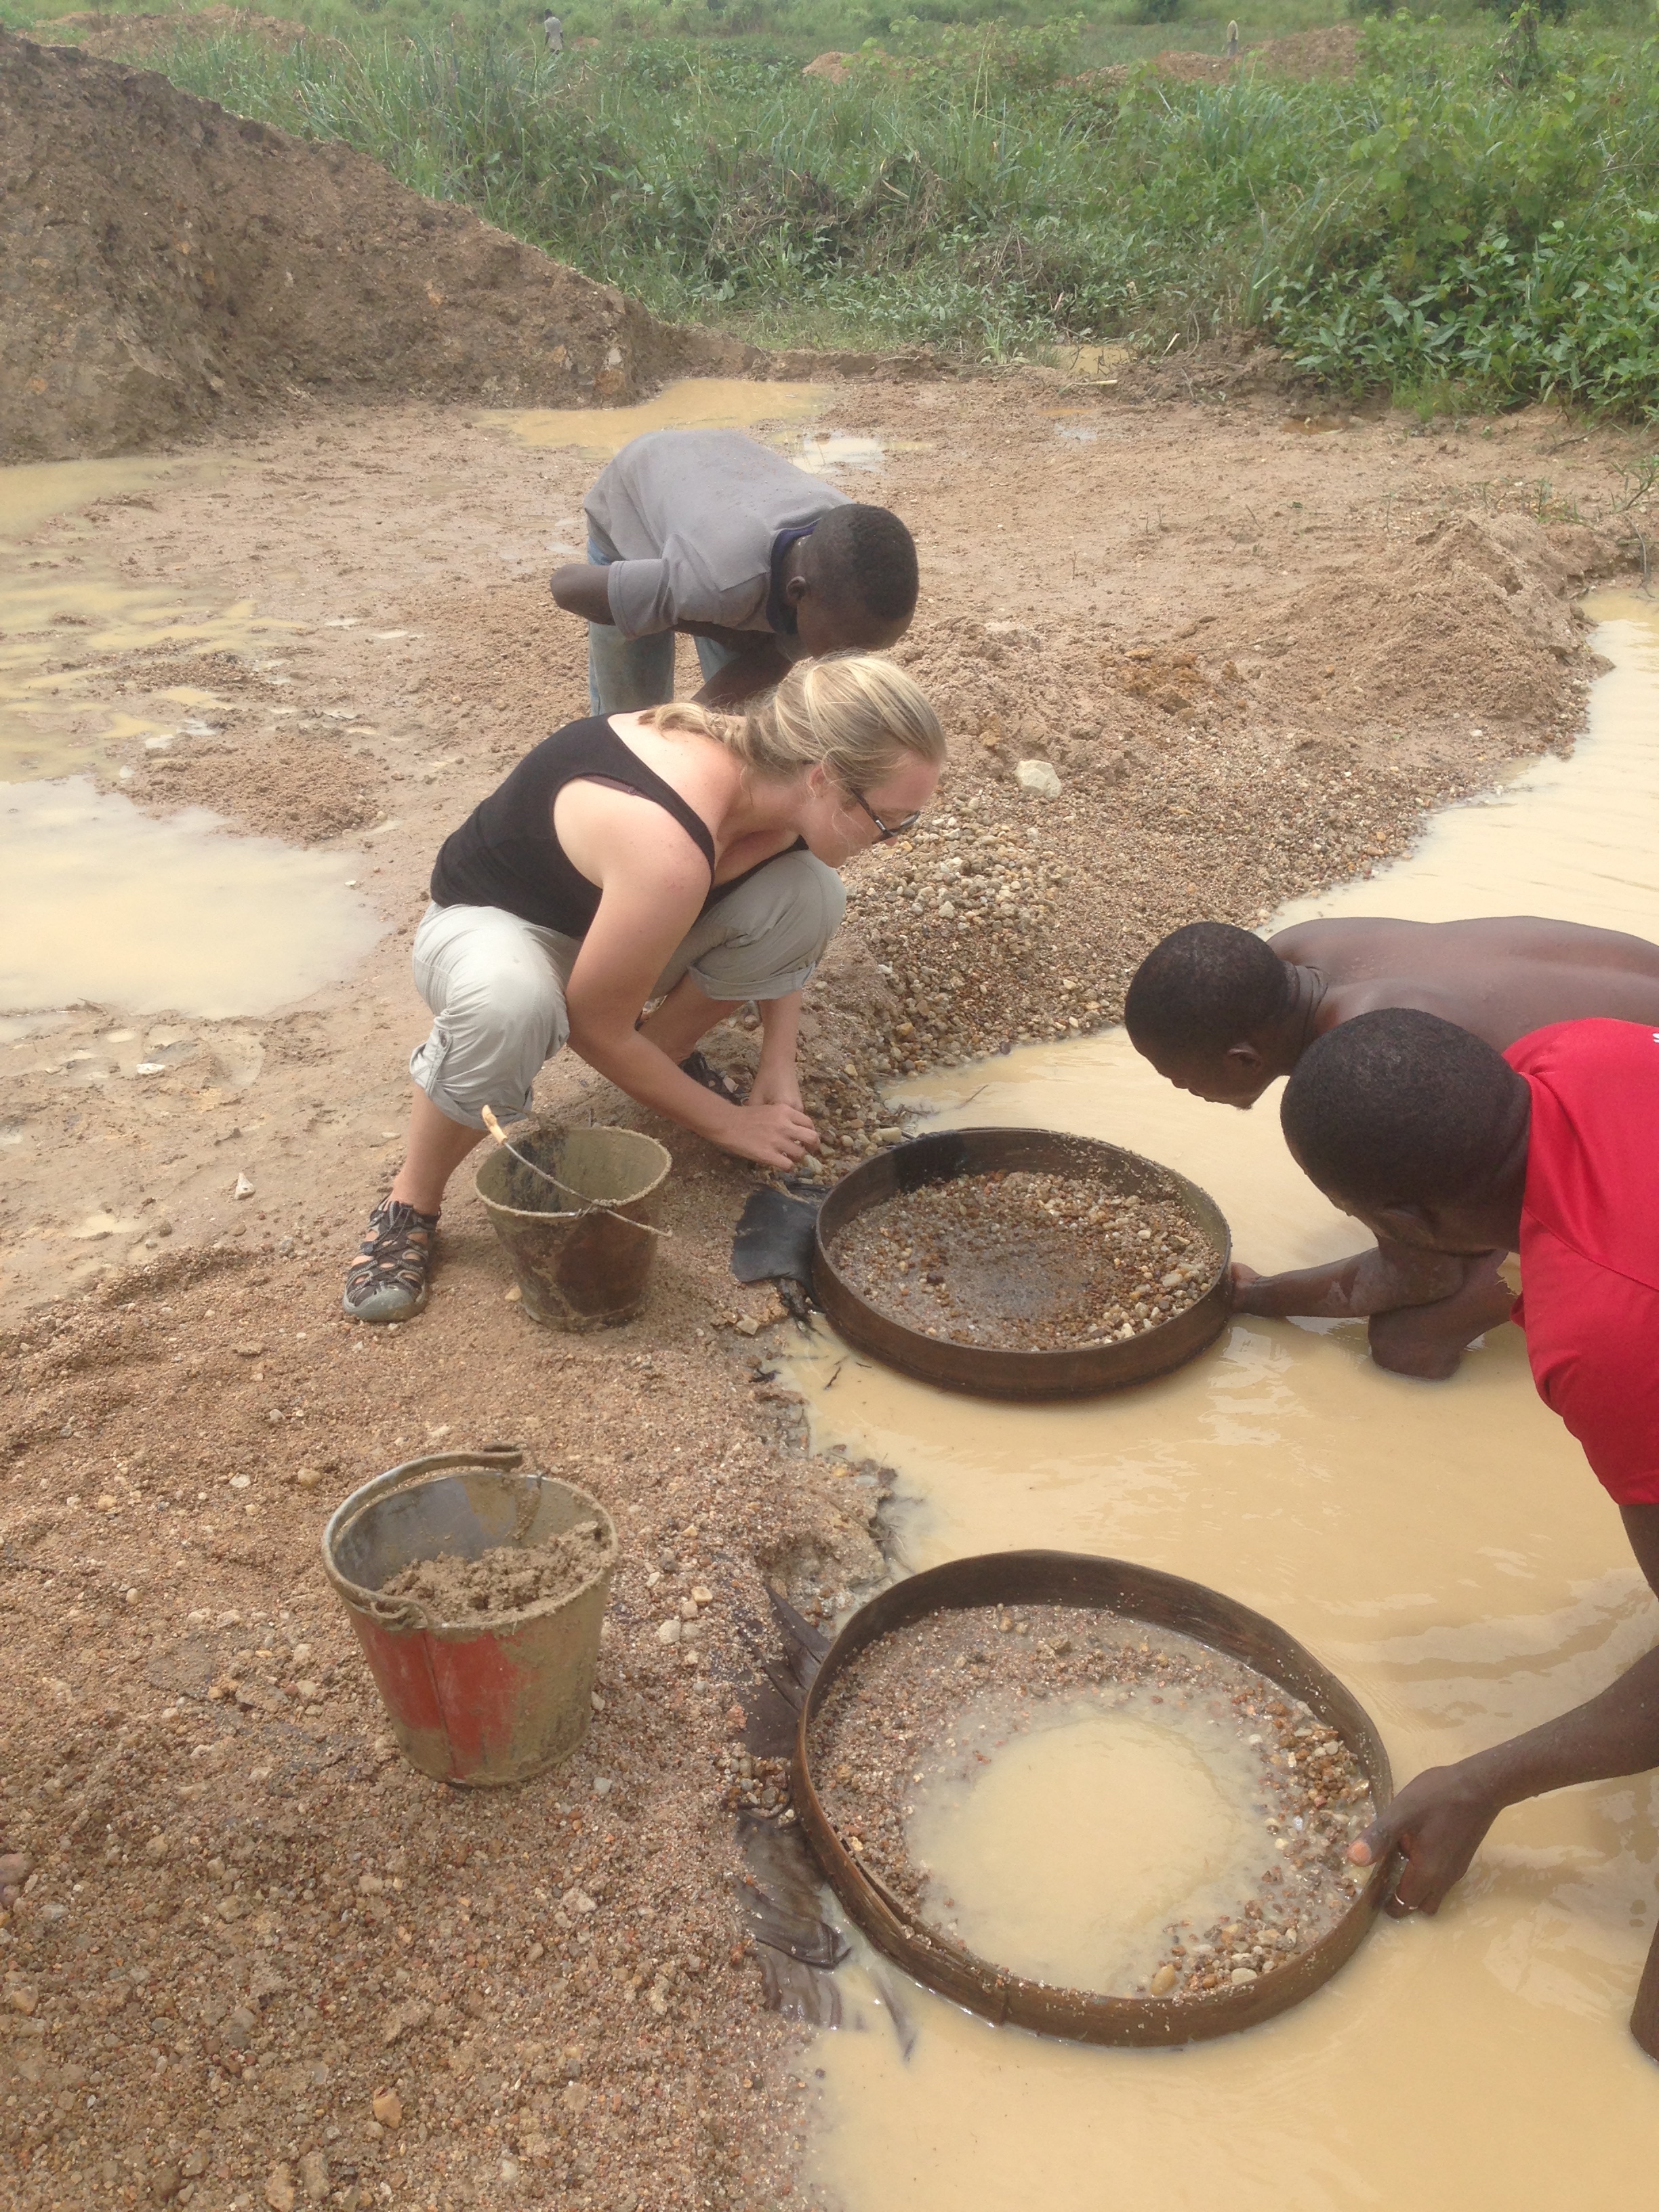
[475,1123,670,1330]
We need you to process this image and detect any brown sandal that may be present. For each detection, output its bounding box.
[342,1197,438,1322]
[680,1050,747,1104]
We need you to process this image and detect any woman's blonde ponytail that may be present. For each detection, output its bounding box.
[646,652,944,793]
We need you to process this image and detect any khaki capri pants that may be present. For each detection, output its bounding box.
[408,848,846,1129]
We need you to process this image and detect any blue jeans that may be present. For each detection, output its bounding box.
[585,533,743,714]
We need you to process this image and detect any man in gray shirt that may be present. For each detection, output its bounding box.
[550,429,920,712]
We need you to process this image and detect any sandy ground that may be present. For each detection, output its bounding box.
[0,368,1647,2212]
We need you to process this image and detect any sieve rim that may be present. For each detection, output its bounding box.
[794,1549,1396,2047]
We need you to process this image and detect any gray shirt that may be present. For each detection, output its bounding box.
[582,430,849,652]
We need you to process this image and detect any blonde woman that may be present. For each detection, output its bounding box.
[344,653,945,1322]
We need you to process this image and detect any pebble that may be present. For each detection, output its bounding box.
[264,2167,295,2212]
[293,1466,324,1490]
[371,2087,403,2128]
[1015,758,1062,798]
[298,2148,329,2204]
[1149,1963,1179,1996]
[1230,1967,1258,1986]
[233,1174,256,1201]
[152,2165,183,2205]
[657,1618,682,1645]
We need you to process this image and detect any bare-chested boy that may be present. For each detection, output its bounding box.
[1124,916,1659,1378]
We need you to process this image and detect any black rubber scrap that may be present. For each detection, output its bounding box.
[731,1182,823,1289]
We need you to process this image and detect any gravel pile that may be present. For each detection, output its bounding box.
[380,1518,613,1620]
[827,1170,1219,1349]
[810,1603,1375,2000]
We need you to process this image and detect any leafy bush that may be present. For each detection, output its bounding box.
[1250,17,1659,411]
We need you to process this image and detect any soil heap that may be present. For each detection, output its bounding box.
[36,6,318,63]
[0,28,748,463]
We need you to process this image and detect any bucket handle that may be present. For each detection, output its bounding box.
[320,1445,526,1633]
[482,1107,671,1237]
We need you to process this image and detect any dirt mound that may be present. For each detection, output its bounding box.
[1255,512,1587,738]
[1247,24,1359,78]
[801,49,853,82]
[1081,23,1357,91]
[1151,24,1358,83]
[0,28,747,462]
[37,5,316,61]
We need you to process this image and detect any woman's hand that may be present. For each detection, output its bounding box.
[748,1065,805,1115]
[723,1099,819,1171]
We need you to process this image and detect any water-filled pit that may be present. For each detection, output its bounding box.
[0,457,384,1019]
[487,378,923,478]
[785,593,1659,2209]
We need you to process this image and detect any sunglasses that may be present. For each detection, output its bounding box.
[849,790,924,842]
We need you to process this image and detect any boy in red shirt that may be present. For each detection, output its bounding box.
[1277,1008,1659,2057]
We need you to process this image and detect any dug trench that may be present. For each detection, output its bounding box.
[1,211,1654,2212]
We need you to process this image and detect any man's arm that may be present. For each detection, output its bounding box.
[1231,1242,1474,1319]
[1351,1504,1659,1913]
[693,640,792,710]
[550,564,615,623]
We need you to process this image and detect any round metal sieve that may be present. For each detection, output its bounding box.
[794,1550,1395,2047]
[812,1127,1231,1399]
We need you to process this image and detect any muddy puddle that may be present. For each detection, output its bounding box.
[905,1693,1269,1995]
[487,377,834,455]
[0,455,295,779]
[4,778,384,1017]
[488,381,930,485]
[788,592,1659,2207]
[3,456,383,1021]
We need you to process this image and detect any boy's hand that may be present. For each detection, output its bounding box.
[1348,1762,1502,1914]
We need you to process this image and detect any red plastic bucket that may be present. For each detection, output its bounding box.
[321,1448,616,1786]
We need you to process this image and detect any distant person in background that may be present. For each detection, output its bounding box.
[1124,914,1659,1377]
[550,429,920,715]
[542,11,563,52]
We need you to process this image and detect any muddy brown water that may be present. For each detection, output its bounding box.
[904,1693,1282,1996]
[485,376,834,457]
[2,456,384,1017]
[786,593,1659,2207]
[487,378,927,481]
[0,454,276,780]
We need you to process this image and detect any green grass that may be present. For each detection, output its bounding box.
[11,0,1659,412]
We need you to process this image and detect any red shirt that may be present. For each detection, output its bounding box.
[1509,1020,1659,1507]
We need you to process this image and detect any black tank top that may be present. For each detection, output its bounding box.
[431,717,737,935]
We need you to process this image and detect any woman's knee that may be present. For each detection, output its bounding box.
[697,853,846,994]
